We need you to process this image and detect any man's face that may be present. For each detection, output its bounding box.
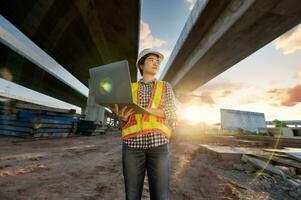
[140,54,160,76]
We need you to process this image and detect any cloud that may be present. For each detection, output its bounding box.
[158,49,171,59]
[275,24,301,54]
[198,92,215,105]
[238,87,270,105]
[199,80,244,91]
[181,80,246,106]
[220,90,232,98]
[266,84,301,107]
[185,0,197,10]
[292,68,301,80]
[139,21,168,50]
[175,91,215,105]
[197,80,245,99]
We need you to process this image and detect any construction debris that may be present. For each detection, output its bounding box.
[236,135,301,148]
[0,99,79,138]
[264,148,301,163]
[199,138,301,199]
[241,155,286,178]
[76,120,107,136]
[199,144,264,162]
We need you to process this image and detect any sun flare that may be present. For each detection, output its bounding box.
[180,106,203,125]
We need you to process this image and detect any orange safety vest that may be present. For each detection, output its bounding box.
[121,81,172,139]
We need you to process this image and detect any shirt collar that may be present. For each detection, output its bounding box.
[139,78,157,85]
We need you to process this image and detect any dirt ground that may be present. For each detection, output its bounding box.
[0,132,297,200]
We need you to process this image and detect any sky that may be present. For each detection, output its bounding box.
[1,0,300,122]
[140,0,301,124]
[139,0,193,74]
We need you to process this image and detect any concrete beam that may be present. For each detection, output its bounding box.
[0,78,81,113]
[0,0,140,107]
[161,0,301,92]
[0,15,89,97]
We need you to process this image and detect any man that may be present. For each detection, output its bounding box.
[112,48,177,200]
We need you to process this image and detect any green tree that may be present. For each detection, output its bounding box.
[272,119,288,127]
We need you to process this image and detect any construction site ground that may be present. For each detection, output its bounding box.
[0,131,299,200]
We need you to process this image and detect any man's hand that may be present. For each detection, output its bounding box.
[110,104,135,121]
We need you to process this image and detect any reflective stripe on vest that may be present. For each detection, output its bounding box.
[121,81,172,139]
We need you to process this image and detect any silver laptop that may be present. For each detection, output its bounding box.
[89,60,149,114]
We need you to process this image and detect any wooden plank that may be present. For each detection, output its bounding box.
[18,118,74,125]
[0,110,18,115]
[287,152,301,162]
[0,104,14,109]
[18,111,79,122]
[33,132,69,138]
[199,144,264,162]
[200,144,262,155]
[0,130,29,138]
[235,139,264,146]
[200,145,241,154]
[284,148,301,151]
[0,125,33,132]
[0,115,17,120]
[16,102,75,114]
[264,149,288,154]
[264,148,301,162]
[35,128,71,133]
[35,123,72,129]
[235,135,301,148]
[0,119,73,128]
[253,154,301,169]
[0,101,79,117]
[37,119,75,124]
[0,120,33,127]
[242,155,286,178]
[276,136,301,139]
[264,148,301,154]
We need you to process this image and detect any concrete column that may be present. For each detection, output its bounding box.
[84,79,105,122]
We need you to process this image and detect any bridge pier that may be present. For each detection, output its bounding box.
[84,79,105,123]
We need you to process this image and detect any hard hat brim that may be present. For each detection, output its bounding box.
[136,50,164,68]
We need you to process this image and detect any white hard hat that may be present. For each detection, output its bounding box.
[136,48,164,68]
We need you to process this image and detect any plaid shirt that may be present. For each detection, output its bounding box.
[122,78,177,149]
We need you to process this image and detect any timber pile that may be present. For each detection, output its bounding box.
[200,144,301,198]
[0,99,79,138]
[76,120,107,136]
[236,135,301,148]
[200,144,301,176]
[199,144,264,162]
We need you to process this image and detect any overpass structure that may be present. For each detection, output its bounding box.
[0,0,140,109]
[1,0,301,120]
[161,0,301,93]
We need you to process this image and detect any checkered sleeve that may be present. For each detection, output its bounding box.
[161,81,177,127]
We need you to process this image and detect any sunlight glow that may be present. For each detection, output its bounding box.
[179,105,204,125]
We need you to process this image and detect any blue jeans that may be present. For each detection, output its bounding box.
[122,143,170,200]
